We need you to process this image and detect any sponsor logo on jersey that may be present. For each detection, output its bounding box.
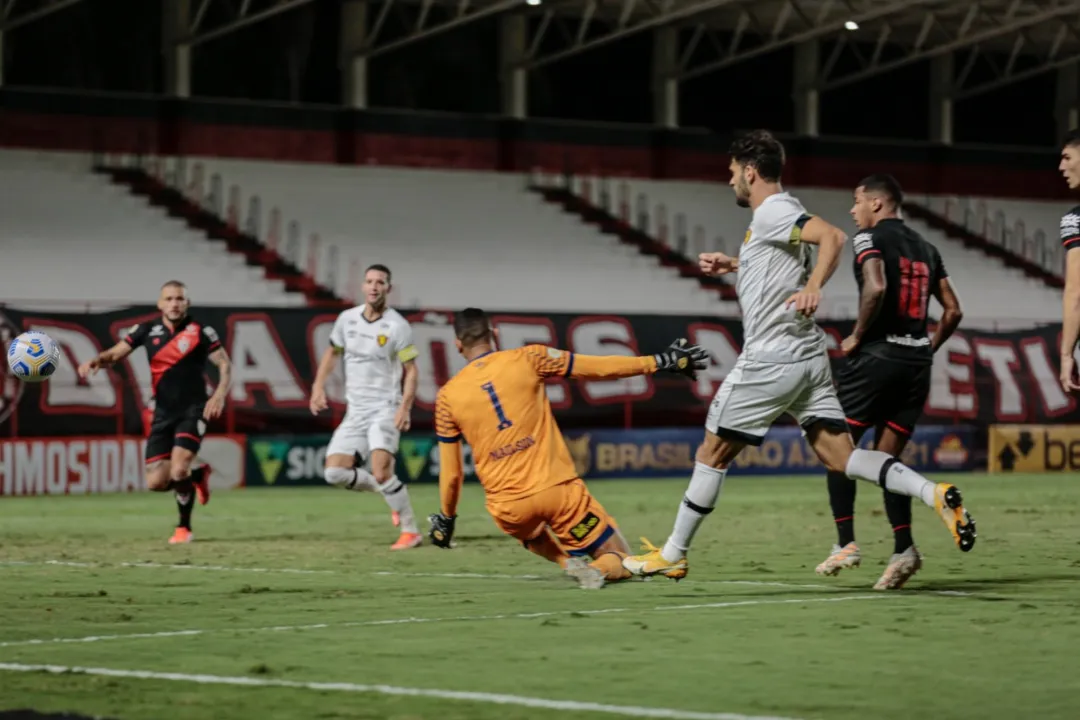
[853,232,874,253]
[1061,213,1080,239]
[569,512,601,540]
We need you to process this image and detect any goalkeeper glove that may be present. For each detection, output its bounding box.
[428,512,456,549]
[653,338,710,379]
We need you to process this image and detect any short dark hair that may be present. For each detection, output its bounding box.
[161,280,186,291]
[1063,129,1080,150]
[857,173,904,207]
[729,130,786,182]
[453,308,492,346]
[366,264,392,283]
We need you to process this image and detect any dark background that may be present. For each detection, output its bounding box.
[1,0,1057,148]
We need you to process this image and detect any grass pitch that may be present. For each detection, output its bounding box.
[1,473,1078,720]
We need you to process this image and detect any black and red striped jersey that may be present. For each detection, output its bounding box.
[851,218,948,365]
[123,316,221,410]
[1060,206,1080,252]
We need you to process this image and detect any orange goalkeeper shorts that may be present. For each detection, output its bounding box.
[485,478,617,556]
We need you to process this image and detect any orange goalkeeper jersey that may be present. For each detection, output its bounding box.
[435,345,657,516]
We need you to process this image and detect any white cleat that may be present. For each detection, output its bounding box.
[564,557,606,590]
[815,542,862,576]
[873,546,923,590]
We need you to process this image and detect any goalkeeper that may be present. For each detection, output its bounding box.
[427,307,708,589]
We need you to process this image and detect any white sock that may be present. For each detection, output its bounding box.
[379,476,418,534]
[661,462,727,563]
[324,466,379,492]
[845,449,936,507]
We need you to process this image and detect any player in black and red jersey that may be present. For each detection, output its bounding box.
[78,281,232,544]
[816,174,973,589]
[1057,130,1080,392]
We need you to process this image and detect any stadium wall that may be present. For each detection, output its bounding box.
[0,306,1074,438]
[0,89,1069,200]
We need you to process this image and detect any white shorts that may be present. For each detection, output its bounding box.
[327,405,400,459]
[706,351,845,446]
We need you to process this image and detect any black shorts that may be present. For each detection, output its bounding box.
[145,405,206,463]
[835,353,931,437]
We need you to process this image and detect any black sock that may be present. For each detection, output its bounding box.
[827,470,857,546]
[883,488,914,554]
[174,479,194,530]
[189,466,205,485]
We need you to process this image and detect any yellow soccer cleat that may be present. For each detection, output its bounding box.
[934,483,976,552]
[621,537,688,580]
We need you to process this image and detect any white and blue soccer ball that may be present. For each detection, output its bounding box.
[7,330,61,383]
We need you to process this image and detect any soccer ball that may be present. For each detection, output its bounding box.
[7,331,62,383]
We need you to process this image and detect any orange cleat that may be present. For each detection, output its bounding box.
[390,532,422,551]
[193,466,212,506]
[169,527,193,544]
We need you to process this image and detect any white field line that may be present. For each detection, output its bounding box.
[0,662,799,720]
[0,560,973,596]
[0,594,888,649]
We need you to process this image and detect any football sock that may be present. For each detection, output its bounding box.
[379,476,418,534]
[662,462,726,563]
[590,552,631,582]
[884,489,915,553]
[174,479,194,530]
[827,470,857,547]
[324,466,379,492]
[189,466,206,486]
[525,528,569,568]
[845,449,935,507]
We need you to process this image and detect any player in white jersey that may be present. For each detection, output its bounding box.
[624,130,975,579]
[310,264,423,550]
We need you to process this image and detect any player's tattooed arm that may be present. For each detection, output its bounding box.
[1060,247,1080,392]
[844,257,887,354]
[204,348,232,420]
[930,277,964,355]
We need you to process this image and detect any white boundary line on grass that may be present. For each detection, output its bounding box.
[0,662,799,720]
[0,560,972,596]
[0,594,887,649]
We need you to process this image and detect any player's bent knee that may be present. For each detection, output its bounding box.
[324,466,354,488]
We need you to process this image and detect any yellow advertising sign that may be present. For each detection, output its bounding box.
[989,425,1080,473]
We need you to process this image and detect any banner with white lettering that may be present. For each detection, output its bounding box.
[0,305,1073,436]
[0,435,247,495]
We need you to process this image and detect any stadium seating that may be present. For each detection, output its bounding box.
[0,150,305,309]
[611,177,1063,328]
[163,157,729,315]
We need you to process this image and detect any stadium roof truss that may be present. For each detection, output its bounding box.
[0,0,85,32]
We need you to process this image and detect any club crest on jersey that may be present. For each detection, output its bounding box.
[377,334,389,347]
[743,228,752,244]
[178,338,190,352]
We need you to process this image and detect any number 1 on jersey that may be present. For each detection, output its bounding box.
[481,382,514,431]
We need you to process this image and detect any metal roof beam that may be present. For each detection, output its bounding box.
[522,0,743,70]
[358,0,523,59]
[676,0,934,82]
[185,0,318,47]
[818,0,1080,91]
[0,0,85,33]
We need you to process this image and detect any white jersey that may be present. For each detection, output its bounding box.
[329,306,418,407]
[735,192,827,364]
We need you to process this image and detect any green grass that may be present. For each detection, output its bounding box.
[1,473,1078,720]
